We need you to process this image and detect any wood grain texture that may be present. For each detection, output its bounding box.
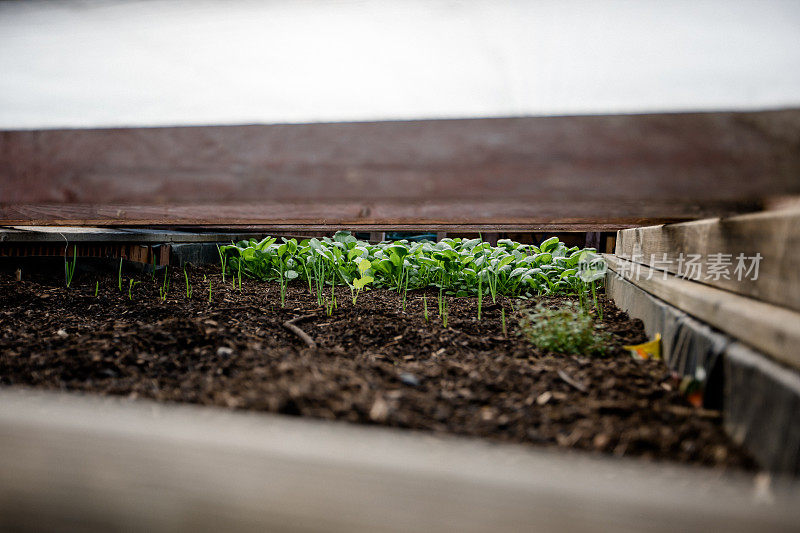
[0,199,756,227]
[2,110,799,225]
[1,388,798,532]
[604,254,800,370]
[615,208,800,312]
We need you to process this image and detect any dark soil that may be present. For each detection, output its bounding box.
[0,265,755,470]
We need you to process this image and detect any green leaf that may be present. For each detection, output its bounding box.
[285,270,299,280]
[540,237,559,253]
[358,259,372,273]
[354,276,374,289]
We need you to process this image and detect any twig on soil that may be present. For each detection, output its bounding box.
[557,369,588,393]
[283,315,317,350]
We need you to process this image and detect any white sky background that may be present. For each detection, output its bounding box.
[1,0,799,129]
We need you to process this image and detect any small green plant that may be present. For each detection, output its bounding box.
[118,257,123,292]
[518,302,610,356]
[217,245,228,283]
[352,259,374,305]
[578,251,606,321]
[128,279,140,300]
[423,294,429,322]
[94,280,99,297]
[208,278,212,303]
[158,266,170,303]
[183,266,193,299]
[64,245,77,288]
[477,275,483,321]
[501,307,507,337]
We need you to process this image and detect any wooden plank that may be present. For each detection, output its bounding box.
[0,200,745,228]
[604,254,800,370]
[0,226,270,243]
[0,388,797,532]
[2,110,799,224]
[615,208,800,313]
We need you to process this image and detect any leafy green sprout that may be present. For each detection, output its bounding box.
[219,232,602,304]
[352,259,374,305]
[64,245,77,288]
[95,281,99,297]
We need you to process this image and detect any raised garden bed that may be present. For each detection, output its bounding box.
[0,258,754,470]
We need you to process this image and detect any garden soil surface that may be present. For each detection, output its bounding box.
[0,265,755,470]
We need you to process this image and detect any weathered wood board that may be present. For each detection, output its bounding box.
[0,388,798,532]
[615,208,800,313]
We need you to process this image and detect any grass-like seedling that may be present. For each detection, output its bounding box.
[128,279,140,300]
[423,295,429,322]
[208,278,212,303]
[64,245,77,288]
[517,302,610,356]
[477,275,483,321]
[501,307,507,337]
[183,266,193,299]
[217,245,228,283]
[118,258,123,292]
[158,266,170,303]
[94,281,99,297]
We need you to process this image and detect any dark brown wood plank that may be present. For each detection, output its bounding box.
[0,198,755,228]
[1,110,798,219]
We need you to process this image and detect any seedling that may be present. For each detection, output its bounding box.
[477,275,483,321]
[64,245,77,288]
[158,266,170,303]
[128,279,140,300]
[423,295,429,322]
[183,266,193,299]
[501,308,507,337]
[94,281,99,297]
[225,233,600,301]
[352,259,374,305]
[118,258,123,292]
[217,245,228,283]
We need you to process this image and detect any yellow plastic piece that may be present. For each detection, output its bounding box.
[623,333,662,361]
